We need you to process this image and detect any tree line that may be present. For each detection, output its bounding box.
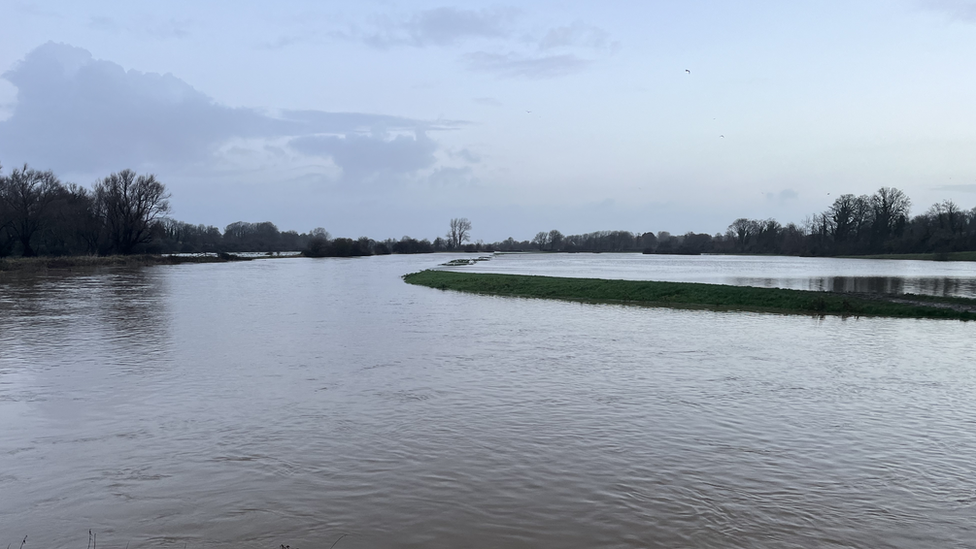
[501,187,976,257]
[0,163,478,258]
[3,162,975,259]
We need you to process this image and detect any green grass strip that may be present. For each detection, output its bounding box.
[403,270,976,321]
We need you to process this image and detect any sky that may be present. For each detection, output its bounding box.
[1,0,976,242]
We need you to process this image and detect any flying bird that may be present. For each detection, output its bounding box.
[685,69,691,74]
[719,135,724,138]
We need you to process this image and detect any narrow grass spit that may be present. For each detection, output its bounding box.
[403,270,976,321]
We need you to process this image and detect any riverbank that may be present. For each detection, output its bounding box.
[403,270,976,321]
[0,253,254,272]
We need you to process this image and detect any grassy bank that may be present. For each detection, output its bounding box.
[403,270,976,321]
[0,253,253,272]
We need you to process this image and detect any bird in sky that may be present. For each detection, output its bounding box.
[719,135,724,138]
[526,110,532,114]
[685,69,691,74]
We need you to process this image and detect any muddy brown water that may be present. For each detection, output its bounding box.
[2,255,975,548]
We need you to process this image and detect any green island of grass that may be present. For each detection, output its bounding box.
[403,270,976,321]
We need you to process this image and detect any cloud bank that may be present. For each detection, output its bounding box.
[0,42,449,182]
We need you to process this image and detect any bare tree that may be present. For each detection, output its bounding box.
[726,218,758,252]
[871,186,911,241]
[929,199,962,233]
[532,231,550,250]
[0,164,60,256]
[94,169,170,254]
[547,229,564,251]
[447,218,472,249]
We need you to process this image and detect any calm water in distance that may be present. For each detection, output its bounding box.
[453,253,976,298]
[1,254,975,548]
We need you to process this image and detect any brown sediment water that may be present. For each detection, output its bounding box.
[2,254,975,548]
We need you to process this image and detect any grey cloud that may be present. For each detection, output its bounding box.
[539,22,614,51]
[0,42,449,178]
[450,148,481,163]
[365,7,518,48]
[289,131,437,181]
[463,51,590,79]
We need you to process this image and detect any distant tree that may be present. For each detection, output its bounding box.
[0,164,61,256]
[94,169,170,254]
[870,187,911,246]
[304,235,330,257]
[548,229,564,251]
[929,199,962,233]
[726,218,758,252]
[828,194,862,245]
[447,218,472,249]
[311,227,331,239]
[532,231,550,250]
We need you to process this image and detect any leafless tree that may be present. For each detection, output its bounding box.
[929,199,962,233]
[447,218,472,249]
[726,218,758,252]
[94,169,170,254]
[547,229,564,251]
[0,164,60,256]
[871,187,911,240]
[532,231,550,250]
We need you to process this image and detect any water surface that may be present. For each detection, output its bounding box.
[1,255,975,548]
[451,253,976,298]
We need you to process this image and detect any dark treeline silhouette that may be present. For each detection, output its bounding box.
[494,187,976,257]
[0,162,448,258]
[4,162,975,259]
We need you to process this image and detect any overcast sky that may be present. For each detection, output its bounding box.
[2,0,976,241]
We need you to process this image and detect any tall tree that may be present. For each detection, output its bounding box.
[447,218,472,249]
[0,164,60,256]
[94,169,170,254]
[870,187,911,245]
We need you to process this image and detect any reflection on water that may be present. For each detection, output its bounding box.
[729,274,976,296]
[456,253,976,298]
[2,255,976,548]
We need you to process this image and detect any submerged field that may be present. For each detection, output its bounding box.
[404,269,976,320]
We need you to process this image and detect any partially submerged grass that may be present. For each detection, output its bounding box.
[403,270,976,321]
[0,253,251,272]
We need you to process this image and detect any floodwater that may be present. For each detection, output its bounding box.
[1,254,975,548]
[451,253,976,298]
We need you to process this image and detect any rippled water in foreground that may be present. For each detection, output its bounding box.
[2,255,975,548]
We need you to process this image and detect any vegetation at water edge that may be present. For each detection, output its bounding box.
[403,270,976,321]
